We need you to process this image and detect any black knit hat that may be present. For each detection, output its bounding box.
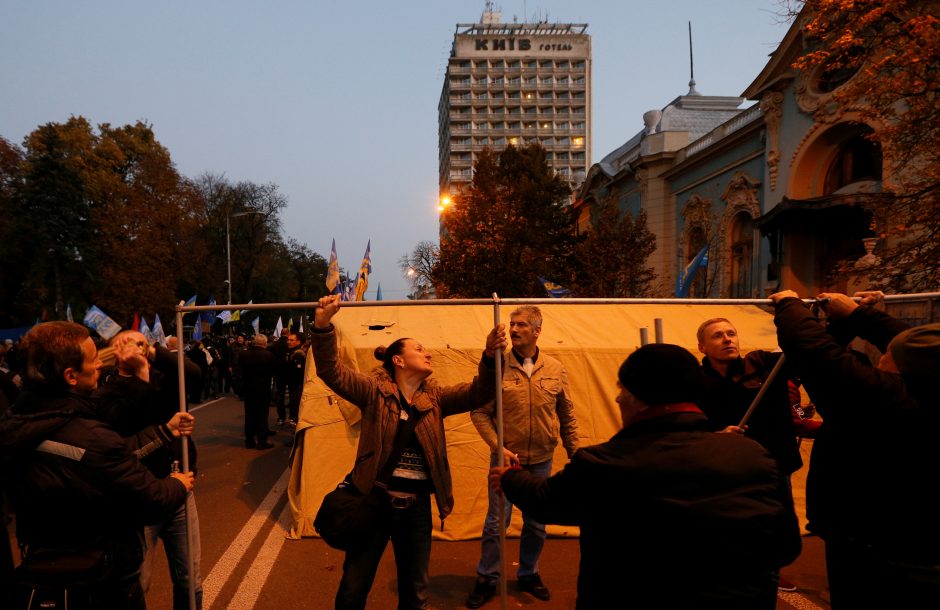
[618,344,704,406]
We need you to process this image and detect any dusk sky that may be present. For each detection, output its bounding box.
[2,1,792,301]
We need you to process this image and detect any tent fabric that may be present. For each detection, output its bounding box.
[286,302,809,541]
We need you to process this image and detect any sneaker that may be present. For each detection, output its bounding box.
[286,418,297,426]
[466,576,496,608]
[777,576,797,592]
[518,573,551,601]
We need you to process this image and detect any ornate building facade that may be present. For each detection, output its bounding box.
[575,13,893,298]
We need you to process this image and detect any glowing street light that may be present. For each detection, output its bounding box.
[437,195,452,213]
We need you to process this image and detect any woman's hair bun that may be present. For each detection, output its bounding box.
[374,345,388,361]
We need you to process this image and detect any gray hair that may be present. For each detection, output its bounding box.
[510,305,543,332]
[254,334,268,347]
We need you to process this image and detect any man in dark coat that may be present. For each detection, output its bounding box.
[770,290,940,608]
[491,343,801,610]
[696,318,803,477]
[0,322,193,609]
[238,334,276,449]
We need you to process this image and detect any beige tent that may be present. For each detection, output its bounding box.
[286,302,809,541]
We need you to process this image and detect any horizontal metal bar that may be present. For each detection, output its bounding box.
[176,292,940,313]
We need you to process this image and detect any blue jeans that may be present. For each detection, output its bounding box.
[476,457,552,583]
[336,494,432,610]
[140,493,203,610]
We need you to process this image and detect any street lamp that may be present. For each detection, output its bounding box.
[226,211,263,304]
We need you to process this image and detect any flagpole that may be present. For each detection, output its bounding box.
[492,293,508,610]
[175,308,197,610]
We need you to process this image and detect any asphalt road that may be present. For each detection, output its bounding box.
[145,395,832,610]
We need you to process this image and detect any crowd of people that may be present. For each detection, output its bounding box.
[1,289,938,609]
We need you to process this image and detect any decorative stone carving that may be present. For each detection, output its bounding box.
[759,92,784,190]
[718,172,762,298]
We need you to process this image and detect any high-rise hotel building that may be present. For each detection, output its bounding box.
[438,7,591,197]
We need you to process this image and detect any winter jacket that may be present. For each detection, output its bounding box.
[238,344,276,398]
[312,326,497,521]
[471,349,579,464]
[501,406,801,610]
[774,297,940,563]
[0,389,186,564]
[700,351,802,475]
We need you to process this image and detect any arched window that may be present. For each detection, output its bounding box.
[824,133,882,195]
[729,212,755,298]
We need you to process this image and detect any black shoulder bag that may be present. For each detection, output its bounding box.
[315,404,424,551]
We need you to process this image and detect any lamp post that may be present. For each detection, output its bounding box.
[226,211,263,304]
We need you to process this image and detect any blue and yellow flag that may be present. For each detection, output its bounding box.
[538,277,572,299]
[180,295,197,317]
[326,239,341,294]
[354,240,372,302]
[675,246,709,297]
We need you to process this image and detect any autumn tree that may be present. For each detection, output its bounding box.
[789,0,940,290]
[434,145,580,297]
[569,198,657,297]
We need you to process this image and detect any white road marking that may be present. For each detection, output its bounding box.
[189,397,225,413]
[226,498,294,608]
[778,590,828,609]
[202,467,291,609]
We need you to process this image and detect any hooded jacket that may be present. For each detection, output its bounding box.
[312,326,497,521]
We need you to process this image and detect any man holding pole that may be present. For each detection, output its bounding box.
[696,318,802,476]
[466,305,579,607]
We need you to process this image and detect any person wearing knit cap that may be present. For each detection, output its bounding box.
[771,290,940,608]
[490,343,801,610]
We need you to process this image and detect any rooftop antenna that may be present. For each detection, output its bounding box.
[687,21,700,95]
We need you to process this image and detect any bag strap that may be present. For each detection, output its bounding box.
[373,394,426,490]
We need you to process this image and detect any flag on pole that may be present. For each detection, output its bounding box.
[251,317,259,335]
[274,316,283,339]
[376,283,383,301]
[83,305,122,340]
[205,296,218,325]
[180,295,197,317]
[326,239,341,294]
[132,312,141,332]
[538,277,572,298]
[230,309,240,323]
[241,300,253,317]
[153,314,167,346]
[675,245,709,297]
[192,314,203,341]
[298,316,304,333]
[140,316,154,345]
[287,317,293,332]
[218,310,232,324]
[354,240,372,302]
[66,304,73,323]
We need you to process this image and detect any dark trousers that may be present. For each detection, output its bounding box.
[243,390,270,444]
[335,495,432,610]
[826,535,940,609]
[274,378,288,420]
[287,383,302,421]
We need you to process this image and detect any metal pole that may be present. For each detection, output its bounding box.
[639,327,649,346]
[738,353,786,428]
[654,318,664,344]
[176,308,197,610]
[226,214,232,305]
[492,293,508,610]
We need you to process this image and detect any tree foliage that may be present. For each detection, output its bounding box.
[791,0,940,290]
[0,118,326,327]
[434,145,579,297]
[569,198,657,297]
